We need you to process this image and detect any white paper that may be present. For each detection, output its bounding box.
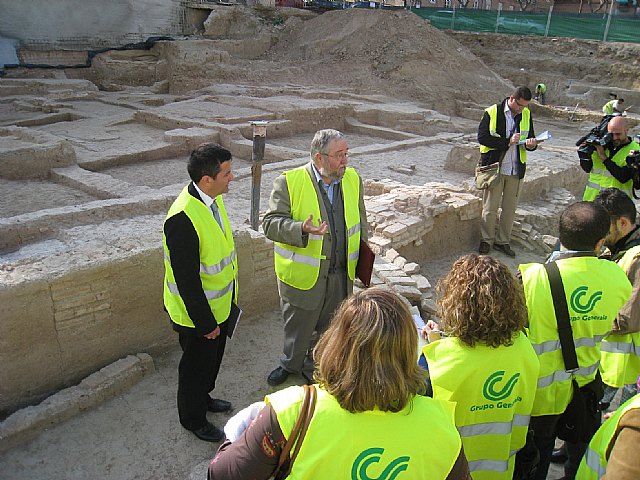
[518,130,551,144]
[413,313,428,351]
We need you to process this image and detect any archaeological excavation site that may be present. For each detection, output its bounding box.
[1,1,640,478]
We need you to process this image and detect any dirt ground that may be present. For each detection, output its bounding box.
[2,5,640,480]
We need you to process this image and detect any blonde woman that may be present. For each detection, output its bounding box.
[209,287,469,479]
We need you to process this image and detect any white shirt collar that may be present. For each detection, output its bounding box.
[193,181,216,208]
[504,100,514,119]
[311,162,324,184]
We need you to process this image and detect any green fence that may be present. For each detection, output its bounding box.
[413,8,640,43]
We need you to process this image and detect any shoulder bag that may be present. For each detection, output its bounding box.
[474,161,500,190]
[544,262,602,444]
[272,384,317,480]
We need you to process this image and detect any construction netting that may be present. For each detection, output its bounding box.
[413,7,640,43]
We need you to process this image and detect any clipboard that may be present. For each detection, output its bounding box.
[356,240,375,288]
[226,302,242,339]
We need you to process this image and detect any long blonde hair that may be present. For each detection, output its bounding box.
[314,287,426,413]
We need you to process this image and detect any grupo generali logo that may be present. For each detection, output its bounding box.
[470,370,522,412]
[351,448,410,480]
[570,286,603,320]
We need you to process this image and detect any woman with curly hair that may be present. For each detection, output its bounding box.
[420,254,539,480]
[208,287,470,479]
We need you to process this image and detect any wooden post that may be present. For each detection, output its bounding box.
[250,120,268,231]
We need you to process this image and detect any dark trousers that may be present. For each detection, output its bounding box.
[563,441,588,480]
[177,321,228,431]
[530,415,589,480]
[529,415,560,480]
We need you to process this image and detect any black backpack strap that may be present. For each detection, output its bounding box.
[543,262,579,372]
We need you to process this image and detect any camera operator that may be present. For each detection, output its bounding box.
[580,116,640,201]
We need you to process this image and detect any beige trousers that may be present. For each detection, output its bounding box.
[480,173,522,245]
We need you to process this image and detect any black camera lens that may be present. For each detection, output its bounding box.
[578,144,595,160]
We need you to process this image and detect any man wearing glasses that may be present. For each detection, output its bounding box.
[477,85,540,257]
[262,129,368,386]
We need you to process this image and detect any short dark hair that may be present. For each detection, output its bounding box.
[594,188,637,224]
[514,86,532,101]
[559,201,610,251]
[187,143,232,183]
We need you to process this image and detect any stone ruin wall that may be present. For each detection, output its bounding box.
[0,225,280,414]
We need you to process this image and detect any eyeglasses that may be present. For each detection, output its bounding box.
[513,97,527,108]
[322,151,348,160]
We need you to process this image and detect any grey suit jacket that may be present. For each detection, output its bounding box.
[262,162,368,310]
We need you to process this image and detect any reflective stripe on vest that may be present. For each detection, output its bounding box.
[266,386,462,479]
[422,332,539,479]
[163,187,237,327]
[531,334,607,355]
[600,339,640,355]
[273,166,361,290]
[583,142,638,201]
[577,394,640,479]
[600,244,640,387]
[519,257,631,416]
[479,103,531,164]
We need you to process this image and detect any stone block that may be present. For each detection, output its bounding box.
[421,297,437,316]
[411,274,431,291]
[393,256,407,269]
[403,262,420,275]
[543,235,558,249]
[383,223,407,237]
[392,285,422,303]
[385,248,399,262]
[373,262,400,272]
[385,276,416,287]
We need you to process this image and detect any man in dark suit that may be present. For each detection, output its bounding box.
[163,143,237,442]
[262,129,368,386]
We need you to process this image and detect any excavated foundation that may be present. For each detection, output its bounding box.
[0,76,591,416]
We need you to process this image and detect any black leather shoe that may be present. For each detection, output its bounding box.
[550,445,568,464]
[207,398,232,413]
[268,366,290,386]
[191,422,224,442]
[478,241,491,254]
[493,243,516,257]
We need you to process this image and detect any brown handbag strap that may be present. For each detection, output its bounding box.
[275,384,317,478]
[289,384,317,466]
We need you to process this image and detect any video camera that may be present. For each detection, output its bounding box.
[627,150,640,199]
[576,114,617,161]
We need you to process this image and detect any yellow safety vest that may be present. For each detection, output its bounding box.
[479,103,531,164]
[577,393,640,479]
[600,244,640,387]
[163,187,237,327]
[583,141,638,201]
[519,257,632,416]
[422,332,540,480]
[602,100,617,115]
[274,167,361,290]
[266,386,462,480]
